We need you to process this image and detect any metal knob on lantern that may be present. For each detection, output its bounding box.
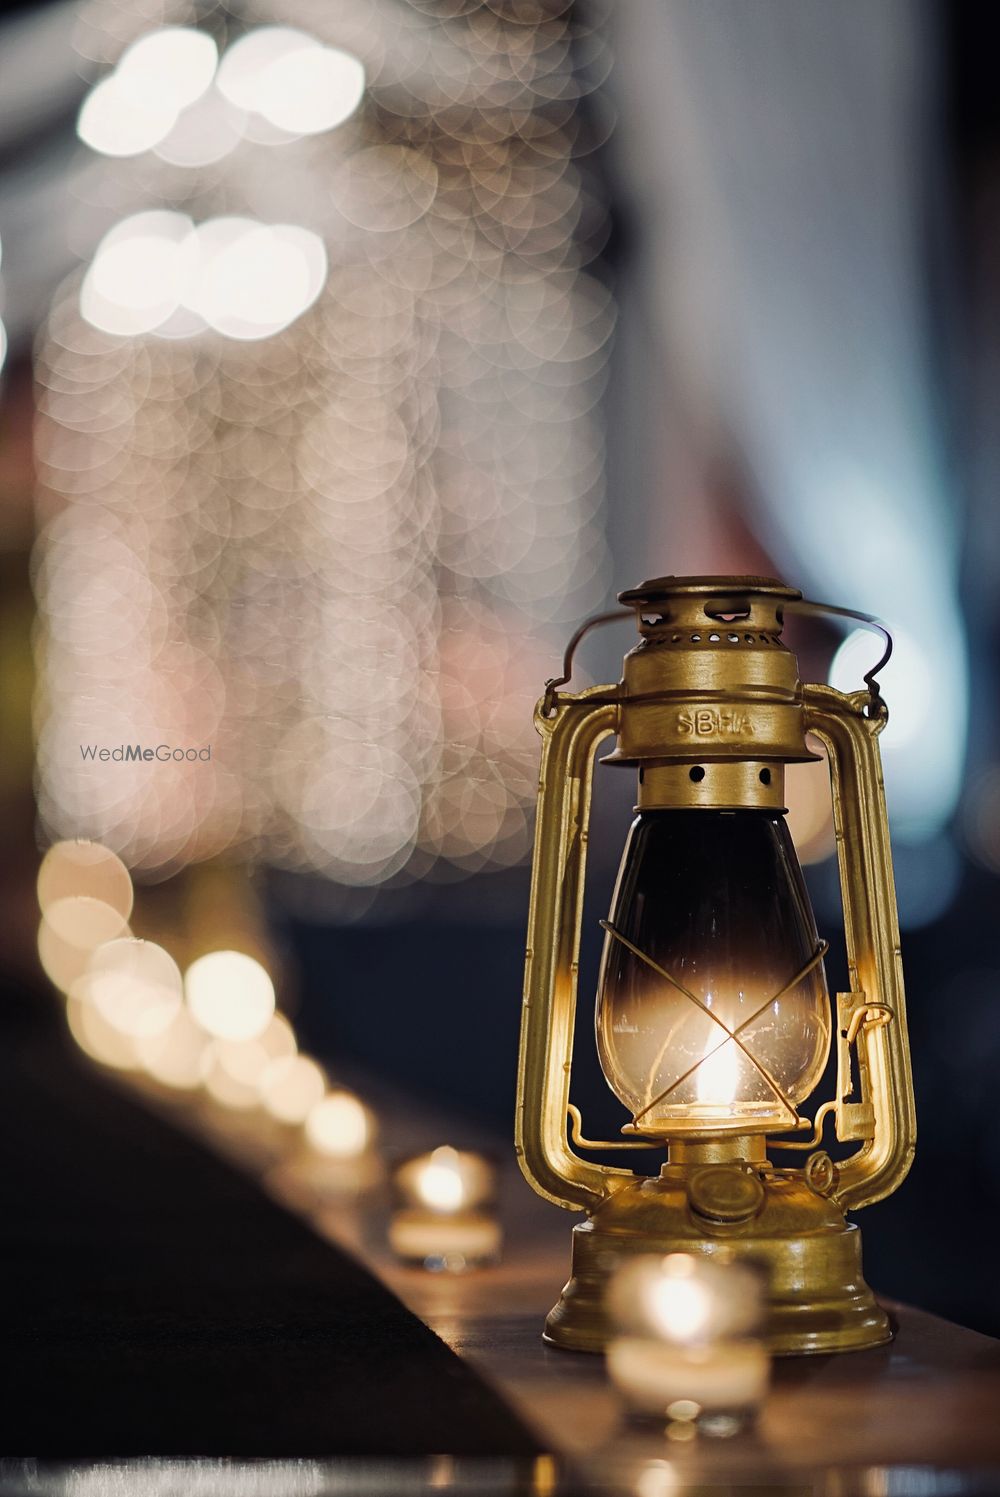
[514,575,916,1356]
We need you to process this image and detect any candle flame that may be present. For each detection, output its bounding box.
[417,1147,466,1211]
[695,1029,739,1105]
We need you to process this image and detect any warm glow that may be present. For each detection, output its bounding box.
[254,43,365,136]
[154,90,244,168]
[80,213,327,342]
[784,754,836,866]
[203,1058,260,1111]
[184,219,327,340]
[597,811,830,1133]
[80,212,195,337]
[202,1011,298,1109]
[216,27,311,111]
[645,1260,713,1343]
[135,1008,209,1090]
[185,950,275,1041]
[77,27,218,159]
[37,840,133,922]
[77,937,183,1039]
[695,1030,739,1106]
[37,897,129,993]
[414,1147,466,1212]
[418,1162,465,1211]
[396,1146,494,1213]
[259,1054,326,1124]
[305,1090,372,1158]
[38,1,611,885]
[608,1253,765,1347]
[216,27,364,137]
[117,27,218,110]
[215,1012,296,1085]
[66,993,139,1070]
[77,74,179,157]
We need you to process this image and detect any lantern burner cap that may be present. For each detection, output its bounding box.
[618,576,802,641]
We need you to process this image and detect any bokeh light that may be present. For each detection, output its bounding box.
[75,936,183,1038]
[185,950,276,1041]
[37,896,130,992]
[259,1053,326,1124]
[37,839,134,922]
[217,28,365,137]
[36,0,613,885]
[135,1007,209,1090]
[305,1090,374,1158]
[79,213,327,341]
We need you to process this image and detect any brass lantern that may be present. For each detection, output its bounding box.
[515,576,915,1356]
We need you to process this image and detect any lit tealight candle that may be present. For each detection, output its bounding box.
[606,1253,769,1439]
[389,1146,501,1272]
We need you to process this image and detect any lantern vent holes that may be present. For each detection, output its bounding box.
[666,630,776,646]
[689,766,706,783]
[759,768,772,786]
[705,606,751,623]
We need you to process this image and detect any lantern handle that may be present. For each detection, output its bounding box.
[542,609,632,717]
[542,598,893,720]
[787,599,892,720]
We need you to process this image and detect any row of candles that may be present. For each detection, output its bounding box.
[37,838,771,1440]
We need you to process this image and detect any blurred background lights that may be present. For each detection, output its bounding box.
[185,950,276,1042]
[215,27,313,110]
[66,991,140,1071]
[135,1007,209,1091]
[80,211,194,337]
[38,839,133,922]
[37,895,129,992]
[305,1090,373,1159]
[830,627,935,750]
[216,28,365,137]
[256,45,363,137]
[259,1053,326,1125]
[37,0,612,885]
[77,25,218,158]
[76,936,182,1039]
[77,72,180,158]
[184,219,327,340]
[116,26,218,111]
[80,214,327,342]
[829,617,958,844]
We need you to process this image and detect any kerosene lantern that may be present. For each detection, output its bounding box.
[515,576,915,1355]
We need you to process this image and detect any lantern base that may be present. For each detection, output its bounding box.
[542,1164,892,1357]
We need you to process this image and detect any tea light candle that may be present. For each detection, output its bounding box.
[389,1146,502,1271]
[606,1253,769,1438]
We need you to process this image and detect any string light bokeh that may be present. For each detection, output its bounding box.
[33,0,614,885]
[36,837,383,1177]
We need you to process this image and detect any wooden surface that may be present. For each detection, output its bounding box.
[115,1077,999,1497]
[146,1075,1000,1494]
